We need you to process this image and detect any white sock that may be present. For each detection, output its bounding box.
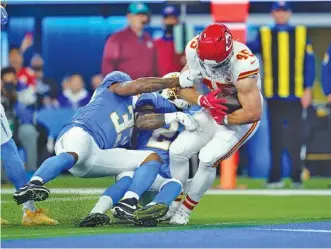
[180,203,192,213]
[123,191,139,200]
[22,200,36,214]
[30,176,44,183]
[188,164,216,201]
[169,153,190,187]
[90,196,113,214]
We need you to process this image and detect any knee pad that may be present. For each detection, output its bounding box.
[169,140,191,160]
[115,171,134,182]
[159,178,183,192]
[198,148,217,168]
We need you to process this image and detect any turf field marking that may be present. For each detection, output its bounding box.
[0,228,119,238]
[1,196,98,204]
[2,188,331,196]
[206,189,331,196]
[252,228,331,233]
[1,218,327,239]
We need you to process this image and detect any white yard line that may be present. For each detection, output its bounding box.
[206,189,331,196]
[252,228,331,233]
[1,188,331,196]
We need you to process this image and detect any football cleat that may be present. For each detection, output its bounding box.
[13,182,50,205]
[134,203,168,223]
[1,217,9,225]
[169,204,191,225]
[159,201,181,222]
[113,198,138,224]
[79,213,110,227]
[22,209,58,226]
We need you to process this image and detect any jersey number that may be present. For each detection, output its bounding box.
[110,105,134,147]
[203,79,233,91]
[236,49,254,60]
[190,39,198,49]
[147,122,179,151]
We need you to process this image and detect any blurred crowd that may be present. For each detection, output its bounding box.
[1,3,184,176]
[1,2,330,182]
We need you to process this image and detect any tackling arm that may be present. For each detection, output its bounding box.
[135,103,198,132]
[178,88,200,105]
[227,77,262,125]
[111,77,180,96]
[135,105,167,130]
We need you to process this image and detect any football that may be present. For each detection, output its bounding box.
[216,86,242,114]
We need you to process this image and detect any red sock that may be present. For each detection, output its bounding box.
[182,195,199,211]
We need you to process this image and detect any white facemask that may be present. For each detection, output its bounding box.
[199,51,234,79]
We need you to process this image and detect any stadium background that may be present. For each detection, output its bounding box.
[1,1,331,247]
[1,0,331,183]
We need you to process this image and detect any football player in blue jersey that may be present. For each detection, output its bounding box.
[321,44,331,107]
[80,72,199,227]
[1,3,57,226]
[13,70,200,205]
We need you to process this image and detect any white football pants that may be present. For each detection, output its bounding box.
[55,127,154,178]
[169,108,259,202]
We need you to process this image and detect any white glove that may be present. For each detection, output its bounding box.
[179,70,203,88]
[173,99,192,110]
[165,112,198,132]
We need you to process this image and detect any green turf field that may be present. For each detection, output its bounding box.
[1,176,331,240]
[2,175,330,189]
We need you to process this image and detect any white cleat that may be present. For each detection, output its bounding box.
[159,201,181,222]
[169,204,191,225]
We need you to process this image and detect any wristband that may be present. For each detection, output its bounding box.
[222,115,228,125]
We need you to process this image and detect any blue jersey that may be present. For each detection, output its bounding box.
[136,93,181,178]
[58,71,134,149]
[321,44,331,96]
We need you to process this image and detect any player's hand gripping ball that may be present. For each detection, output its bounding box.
[215,86,242,114]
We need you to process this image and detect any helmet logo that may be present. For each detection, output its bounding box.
[225,32,233,52]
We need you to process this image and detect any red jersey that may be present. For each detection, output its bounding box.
[154,38,182,77]
[17,67,36,87]
[102,27,157,79]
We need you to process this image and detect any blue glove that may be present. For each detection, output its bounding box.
[1,6,8,28]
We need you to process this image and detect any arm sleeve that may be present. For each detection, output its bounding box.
[101,35,120,76]
[321,45,331,95]
[303,39,316,89]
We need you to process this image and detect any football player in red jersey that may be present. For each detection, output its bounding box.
[168,24,263,224]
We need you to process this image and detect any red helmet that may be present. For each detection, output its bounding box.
[197,24,234,76]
